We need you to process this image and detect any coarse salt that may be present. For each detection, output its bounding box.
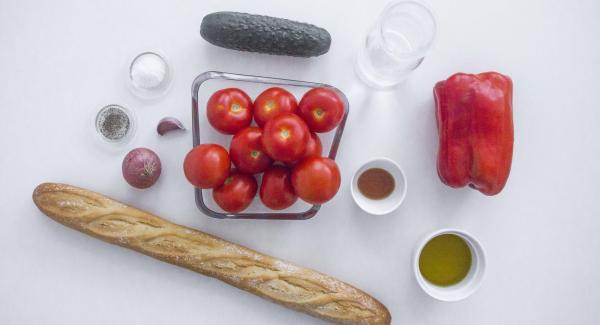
[130,52,168,90]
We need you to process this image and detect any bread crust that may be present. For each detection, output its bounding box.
[33,183,391,325]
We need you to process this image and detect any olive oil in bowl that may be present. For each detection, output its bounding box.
[413,229,486,301]
[419,234,472,286]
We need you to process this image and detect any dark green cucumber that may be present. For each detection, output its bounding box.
[200,11,331,57]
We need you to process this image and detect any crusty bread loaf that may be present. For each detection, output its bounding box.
[33,183,391,325]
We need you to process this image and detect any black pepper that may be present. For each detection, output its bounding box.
[96,105,131,141]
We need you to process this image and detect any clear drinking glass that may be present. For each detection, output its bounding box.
[355,0,437,89]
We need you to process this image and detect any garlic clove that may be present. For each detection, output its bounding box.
[157,117,186,136]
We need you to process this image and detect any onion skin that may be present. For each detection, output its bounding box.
[122,148,162,189]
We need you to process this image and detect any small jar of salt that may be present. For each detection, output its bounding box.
[128,51,172,100]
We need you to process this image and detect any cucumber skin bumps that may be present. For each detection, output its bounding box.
[200,11,332,57]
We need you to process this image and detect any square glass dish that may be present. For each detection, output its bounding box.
[191,71,349,220]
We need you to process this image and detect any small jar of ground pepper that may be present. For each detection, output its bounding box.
[94,104,136,146]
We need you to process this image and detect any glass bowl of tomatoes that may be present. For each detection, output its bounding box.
[190,71,349,220]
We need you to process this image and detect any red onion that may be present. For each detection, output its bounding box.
[122,148,162,189]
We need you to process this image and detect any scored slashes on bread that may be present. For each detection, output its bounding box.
[33,183,391,325]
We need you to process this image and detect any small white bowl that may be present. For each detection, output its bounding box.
[351,157,407,215]
[413,229,487,302]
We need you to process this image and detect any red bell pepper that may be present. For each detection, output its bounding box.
[434,72,514,196]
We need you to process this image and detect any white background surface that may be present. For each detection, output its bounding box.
[1,0,599,324]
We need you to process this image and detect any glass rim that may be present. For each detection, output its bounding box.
[128,51,170,81]
[94,104,136,144]
[127,50,173,100]
[378,0,438,60]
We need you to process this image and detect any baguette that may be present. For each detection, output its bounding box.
[33,183,391,325]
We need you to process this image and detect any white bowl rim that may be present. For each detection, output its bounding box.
[350,157,408,215]
[412,228,487,302]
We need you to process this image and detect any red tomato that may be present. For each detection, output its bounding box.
[291,157,341,204]
[301,132,323,159]
[261,113,310,163]
[207,88,253,134]
[213,172,258,213]
[229,127,273,174]
[183,144,230,189]
[298,87,345,133]
[253,87,298,127]
[260,166,297,210]
[287,132,323,167]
